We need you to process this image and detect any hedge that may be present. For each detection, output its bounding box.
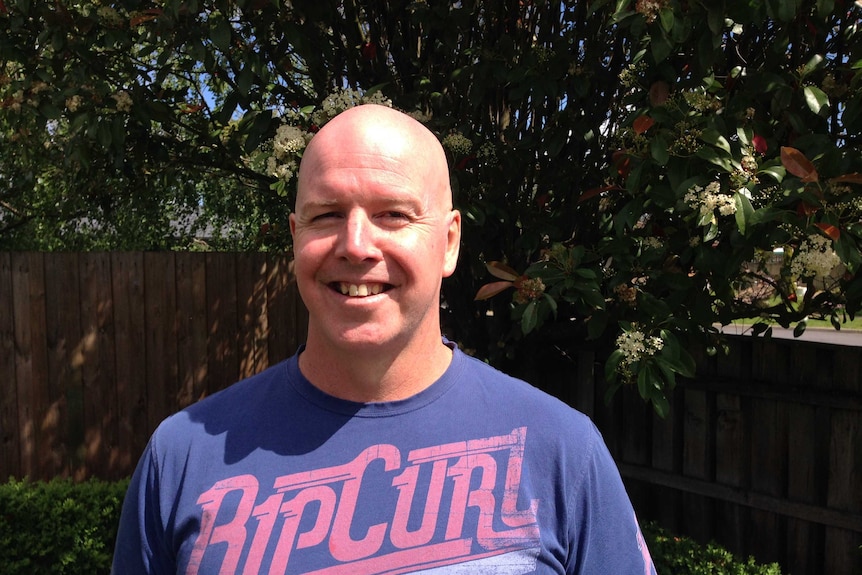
[0,478,781,574]
[0,477,127,574]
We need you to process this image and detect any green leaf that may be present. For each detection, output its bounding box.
[38,102,61,120]
[605,349,625,384]
[578,286,607,309]
[751,322,771,336]
[650,31,673,63]
[700,128,731,154]
[758,165,786,182]
[658,8,674,33]
[236,65,255,97]
[695,147,734,172]
[803,85,830,116]
[650,136,669,166]
[242,112,272,153]
[651,394,670,419]
[707,5,724,34]
[800,54,825,78]
[521,300,539,334]
[97,122,112,149]
[637,364,650,397]
[703,221,719,243]
[816,0,835,16]
[733,191,755,235]
[211,17,232,52]
[587,310,609,340]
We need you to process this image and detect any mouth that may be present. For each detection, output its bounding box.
[332,282,391,297]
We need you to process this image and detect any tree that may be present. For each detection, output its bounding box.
[1,0,860,413]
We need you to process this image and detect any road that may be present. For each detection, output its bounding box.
[720,324,862,347]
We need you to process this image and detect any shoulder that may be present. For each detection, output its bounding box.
[450,349,600,441]
[456,350,590,413]
[152,359,292,443]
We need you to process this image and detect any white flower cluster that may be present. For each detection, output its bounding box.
[477,142,497,164]
[642,236,663,250]
[266,124,310,182]
[683,89,722,113]
[264,88,392,183]
[684,181,737,218]
[442,132,472,155]
[635,0,667,23]
[112,90,133,113]
[66,95,83,112]
[616,329,664,367]
[310,88,391,127]
[790,233,841,280]
[97,6,125,28]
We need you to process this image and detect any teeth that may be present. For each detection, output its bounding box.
[339,283,383,297]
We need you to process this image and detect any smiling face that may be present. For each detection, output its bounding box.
[290,105,461,364]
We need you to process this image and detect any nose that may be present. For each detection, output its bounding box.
[337,211,382,263]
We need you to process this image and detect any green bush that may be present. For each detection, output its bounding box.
[0,479,782,574]
[642,521,783,575]
[0,477,127,575]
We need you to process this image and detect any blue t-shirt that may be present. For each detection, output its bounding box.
[113,345,656,574]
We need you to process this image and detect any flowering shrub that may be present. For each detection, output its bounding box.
[247,88,392,197]
[1,0,860,411]
[473,0,862,413]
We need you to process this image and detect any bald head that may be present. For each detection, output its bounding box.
[296,104,452,213]
[288,104,462,397]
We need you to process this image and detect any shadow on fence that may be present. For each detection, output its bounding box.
[0,252,306,481]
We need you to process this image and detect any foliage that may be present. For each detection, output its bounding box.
[641,521,783,575]
[475,0,862,413]
[2,0,861,412]
[0,477,128,575]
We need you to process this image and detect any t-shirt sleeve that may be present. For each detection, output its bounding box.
[111,434,176,575]
[567,422,657,575]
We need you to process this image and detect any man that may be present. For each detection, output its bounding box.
[113,104,656,574]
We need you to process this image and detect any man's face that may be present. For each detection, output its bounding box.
[289,110,460,356]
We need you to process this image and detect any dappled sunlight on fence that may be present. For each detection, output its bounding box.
[0,251,306,482]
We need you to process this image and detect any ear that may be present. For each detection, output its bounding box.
[289,212,297,237]
[442,209,461,278]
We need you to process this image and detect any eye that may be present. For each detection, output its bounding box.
[311,211,342,221]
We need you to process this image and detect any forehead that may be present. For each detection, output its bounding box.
[297,147,436,210]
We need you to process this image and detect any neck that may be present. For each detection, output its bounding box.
[298,334,453,403]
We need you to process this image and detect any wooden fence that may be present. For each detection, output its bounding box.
[2,251,861,574]
[0,251,306,481]
[535,336,862,575]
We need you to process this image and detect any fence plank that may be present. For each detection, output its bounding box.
[265,254,297,363]
[175,252,208,409]
[750,392,788,565]
[144,252,178,433]
[714,392,747,554]
[682,388,712,541]
[784,403,822,575]
[236,253,270,379]
[79,253,119,479]
[206,253,239,394]
[0,252,19,478]
[43,253,84,478]
[825,410,862,574]
[112,252,147,473]
[12,253,50,479]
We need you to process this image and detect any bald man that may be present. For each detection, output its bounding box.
[113,105,656,574]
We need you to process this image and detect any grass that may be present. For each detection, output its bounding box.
[730,314,862,332]
[802,315,862,330]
